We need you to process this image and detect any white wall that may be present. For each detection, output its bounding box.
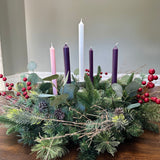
[0,0,28,75]
[24,0,160,74]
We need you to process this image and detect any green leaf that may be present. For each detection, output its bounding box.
[119,75,130,85]
[43,74,59,81]
[28,73,42,85]
[112,83,123,98]
[74,68,79,75]
[125,81,141,97]
[127,103,140,110]
[39,83,52,93]
[38,94,55,98]
[60,83,76,100]
[127,73,134,84]
[51,94,68,107]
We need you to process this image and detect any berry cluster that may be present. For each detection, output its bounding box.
[85,69,108,78]
[137,69,160,104]
[0,74,32,100]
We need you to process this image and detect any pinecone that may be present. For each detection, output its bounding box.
[39,101,48,112]
[114,107,124,115]
[54,108,65,120]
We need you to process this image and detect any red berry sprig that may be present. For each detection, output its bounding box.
[137,68,159,104]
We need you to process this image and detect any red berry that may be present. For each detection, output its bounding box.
[8,95,12,99]
[27,86,32,90]
[156,99,160,104]
[100,72,103,74]
[148,75,154,81]
[2,92,6,96]
[16,92,21,96]
[22,87,26,92]
[136,94,141,98]
[147,82,155,88]
[138,100,143,104]
[2,77,7,81]
[87,73,90,76]
[144,98,149,103]
[153,75,158,80]
[100,75,102,78]
[23,91,27,96]
[85,69,88,72]
[10,83,14,87]
[0,93,1,96]
[149,69,155,75]
[151,97,157,102]
[5,83,9,87]
[23,77,27,82]
[105,72,108,75]
[8,87,12,91]
[87,69,90,72]
[25,95,29,99]
[138,88,142,92]
[0,74,3,78]
[142,81,146,85]
[27,81,31,86]
[144,93,149,97]
[141,95,145,100]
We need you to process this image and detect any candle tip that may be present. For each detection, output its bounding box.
[51,42,53,47]
[65,42,68,45]
[115,42,119,47]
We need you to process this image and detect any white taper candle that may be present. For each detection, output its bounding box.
[79,19,84,82]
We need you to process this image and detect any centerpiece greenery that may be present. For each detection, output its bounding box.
[0,66,160,160]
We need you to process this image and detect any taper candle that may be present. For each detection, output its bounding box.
[63,43,71,83]
[89,48,93,83]
[79,19,84,82]
[50,43,57,95]
[112,43,118,84]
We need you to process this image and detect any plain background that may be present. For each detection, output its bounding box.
[1,0,160,75]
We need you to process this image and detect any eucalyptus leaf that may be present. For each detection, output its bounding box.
[111,83,123,98]
[28,73,42,85]
[43,74,59,81]
[52,94,68,107]
[119,75,130,85]
[27,61,37,72]
[125,81,141,97]
[60,83,76,100]
[74,68,79,76]
[127,103,140,110]
[127,73,134,84]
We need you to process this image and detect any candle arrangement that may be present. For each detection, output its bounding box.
[0,20,159,160]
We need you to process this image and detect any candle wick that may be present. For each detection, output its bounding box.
[65,42,68,45]
[81,18,83,22]
[51,42,53,47]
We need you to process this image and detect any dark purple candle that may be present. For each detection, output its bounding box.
[112,45,118,84]
[89,48,93,83]
[63,43,71,83]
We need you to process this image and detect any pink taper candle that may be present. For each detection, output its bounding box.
[50,43,57,95]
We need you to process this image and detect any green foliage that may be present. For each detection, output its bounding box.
[94,132,120,156]
[43,74,59,81]
[39,83,52,94]
[32,138,68,160]
[127,103,140,110]
[126,122,144,137]
[78,140,98,160]
[28,73,42,85]
[112,83,123,98]
[93,66,101,89]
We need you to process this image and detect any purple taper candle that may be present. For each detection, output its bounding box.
[89,48,93,83]
[112,44,118,84]
[63,43,71,83]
